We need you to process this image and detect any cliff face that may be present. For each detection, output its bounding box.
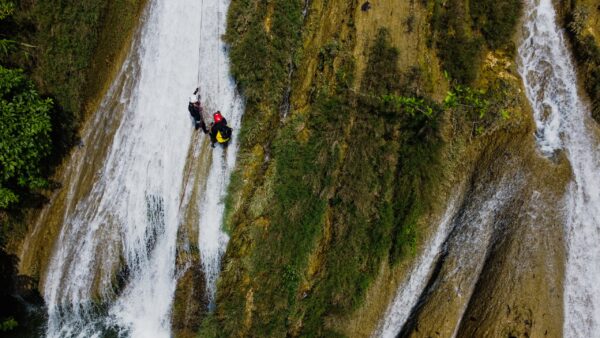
[4,1,148,336]
[18,0,149,286]
[200,0,568,336]
[14,0,592,336]
[559,0,600,122]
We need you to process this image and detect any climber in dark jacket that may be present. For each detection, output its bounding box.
[188,95,208,133]
[209,111,232,147]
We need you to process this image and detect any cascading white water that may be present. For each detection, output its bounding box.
[375,175,518,337]
[195,0,243,309]
[374,196,459,338]
[43,0,242,336]
[518,0,600,336]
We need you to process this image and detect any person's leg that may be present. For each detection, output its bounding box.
[210,131,217,147]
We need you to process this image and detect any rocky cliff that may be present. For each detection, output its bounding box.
[195,0,571,336]
[13,0,599,336]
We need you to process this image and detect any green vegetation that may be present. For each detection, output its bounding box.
[0,317,17,331]
[0,66,52,208]
[444,82,514,135]
[428,0,522,84]
[0,0,144,333]
[0,1,55,210]
[292,31,445,336]
[224,0,304,148]
[0,0,147,231]
[33,0,147,115]
[209,0,522,332]
[0,0,146,334]
[470,0,522,49]
[31,0,106,114]
[0,0,146,116]
[213,13,508,332]
[430,0,482,84]
[2,0,147,171]
[565,3,600,122]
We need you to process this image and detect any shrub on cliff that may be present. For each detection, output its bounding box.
[430,0,522,84]
[566,5,600,122]
[470,0,522,49]
[431,0,482,84]
[0,66,52,208]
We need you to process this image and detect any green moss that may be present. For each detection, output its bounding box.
[225,0,304,149]
[212,24,448,336]
[196,314,219,338]
[24,0,143,114]
[212,0,521,335]
[565,4,600,123]
[212,1,307,335]
[0,1,147,331]
[470,0,522,49]
[430,0,482,84]
[428,0,522,84]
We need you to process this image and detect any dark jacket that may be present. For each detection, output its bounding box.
[188,102,208,133]
[210,118,231,145]
[188,102,202,120]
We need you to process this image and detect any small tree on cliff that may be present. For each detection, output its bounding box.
[0,65,52,208]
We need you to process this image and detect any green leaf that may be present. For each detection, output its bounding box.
[0,66,52,208]
[0,1,15,20]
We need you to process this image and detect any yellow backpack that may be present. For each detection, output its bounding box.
[216,131,230,143]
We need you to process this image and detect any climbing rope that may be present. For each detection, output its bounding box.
[197,0,205,87]
[217,0,221,99]
[197,0,211,123]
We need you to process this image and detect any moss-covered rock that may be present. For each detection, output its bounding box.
[560,0,600,123]
[203,0,545,336]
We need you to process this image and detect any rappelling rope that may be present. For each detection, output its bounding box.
[197,0,205,87]
[197,0,212,123]
[217,0,221,98]
[180,0,209,207]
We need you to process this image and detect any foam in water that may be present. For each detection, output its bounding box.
[195,0,244,309]
[518,0,600,336]
[375,175,516,337]
[375,196,459,338]
[43,0,242,336]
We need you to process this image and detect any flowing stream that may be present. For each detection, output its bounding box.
[41,0,241,336]
[375,0,600,335]
[195,0,243,310]
[374,196,459,338]
[375,174,518,337]
[29,0,600,335]
[518,0,600,336]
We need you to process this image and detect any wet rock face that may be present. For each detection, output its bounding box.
[171,263,207,338]
[213,0,571,335]
[455,166,567,338]
[398,132,570,337]
[558,0,600,123]
[20,0,578,336]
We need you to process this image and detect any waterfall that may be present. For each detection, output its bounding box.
[374,196,459,338]
[42,0,242,336]
[518,0,600,336]
[374,165,521,337]
[195,0,243,310]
